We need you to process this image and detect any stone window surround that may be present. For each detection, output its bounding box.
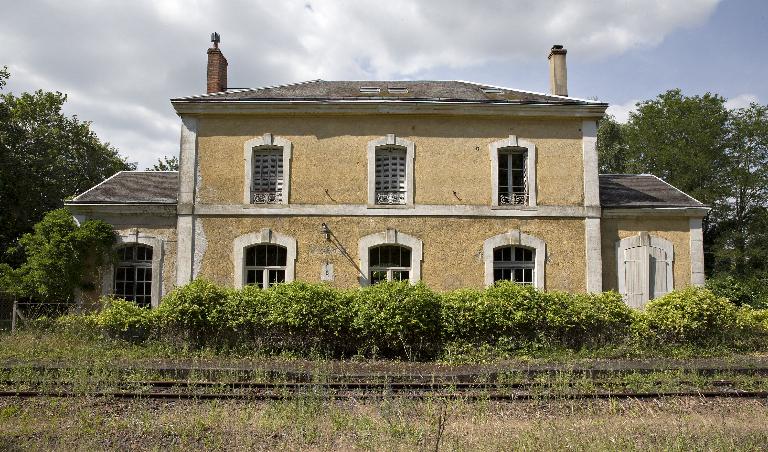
[243,133,293,205]
[233,228,297,288]
[489,135,537,208]
[102,234,164,308]
[616,232,674,300]
[358,229,423,285]
[367,134,415,207]
[483,230,546,288]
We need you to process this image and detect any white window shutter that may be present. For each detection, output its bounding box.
[252,149,283,203]
[623,245,648,308]
[649,245,671,298]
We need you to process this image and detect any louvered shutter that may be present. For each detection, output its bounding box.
[649,245,672,298]
[623,245,647,308]
[252,149,283,203]
[375,147,407,204]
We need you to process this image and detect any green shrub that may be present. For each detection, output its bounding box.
[643,287,739,346]
[351,281,441,359]
[542,291,634,348]
[93,297,156,341]
[707,275,768,309]
[154,279,231,345]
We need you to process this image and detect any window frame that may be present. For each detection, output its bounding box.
[367,134,415,208]
[491,245,536,285]
[243,133,292,205]
[489,135,537,208]
[102,235,164,308]
[243,243,288,289]
[483,230,546,288]
[368,245,412,284]
[233,228,297,289]
[113,244,154,307]
[358,229,423,286]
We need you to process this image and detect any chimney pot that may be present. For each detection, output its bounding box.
[206,32,227,93]
[548,44,568,97]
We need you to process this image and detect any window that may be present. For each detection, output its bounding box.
[483,230,546,288]
[367,135,415,207]
[489,135,536,207]
[492,246,535,284]
[369,245,411,283]
[114,244,153,307]
[251,148,283,204]
[498,149,528,206]
[233,229,297,289]
[244,244,287,288]
[243,134,292,205]
[617,233,674,308]
[375,146,407,205]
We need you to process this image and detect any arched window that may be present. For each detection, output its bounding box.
[492,245,535,284]
[114,244,153,307]
[244,244,287,288]
[489,135,537,207]
[243,134,292,205]
[369,245,411,283]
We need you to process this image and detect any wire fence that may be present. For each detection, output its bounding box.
[0,292,77,332]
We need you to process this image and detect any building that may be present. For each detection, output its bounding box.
[66,36,708,309]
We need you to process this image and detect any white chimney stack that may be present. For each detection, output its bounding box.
[548,45,568,97]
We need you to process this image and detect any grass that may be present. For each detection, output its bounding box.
[1,396,768,450]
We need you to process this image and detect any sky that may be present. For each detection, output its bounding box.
[1,0,766,170]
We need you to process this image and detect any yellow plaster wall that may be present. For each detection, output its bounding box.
[195,115,585,207]
[601,217,691,292]
[196,216,587,292]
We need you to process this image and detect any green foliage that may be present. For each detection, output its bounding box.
[351,281,442,358]
[146,155,179,171]
[0,69,133,264]
[1,209,115,302]
[42,280,768,360]
[706,274,768,308]
[642,287,739,346]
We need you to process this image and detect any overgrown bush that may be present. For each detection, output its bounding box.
[42,279,768,360]
[707,275,768,309]
[351,281,442,359]
[642,287,740,346]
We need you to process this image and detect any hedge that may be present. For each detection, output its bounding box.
[58,280,768,360]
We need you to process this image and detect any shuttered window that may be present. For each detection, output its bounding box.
[619,234,673,308]
[251,147,283,204]
[375,147,407,205]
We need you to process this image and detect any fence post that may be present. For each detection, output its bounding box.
[11,298,17,333]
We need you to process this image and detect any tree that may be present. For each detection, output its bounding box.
[597,115,634,173]
[146,155,179,171]
[0,209,115,302]
[714,103,768,275]
[0,69,132,264]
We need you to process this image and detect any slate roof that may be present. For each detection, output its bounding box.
[172,80,604,105]
[69,171,178,204]
[68,171,703,209]
[599,174,704,208]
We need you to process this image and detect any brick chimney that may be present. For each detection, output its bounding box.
[206,32,227,94]
[548,45,568,97]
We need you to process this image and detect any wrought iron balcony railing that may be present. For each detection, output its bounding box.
[252,191,282,204]
[498,191,529,206]
[375,190,406,205]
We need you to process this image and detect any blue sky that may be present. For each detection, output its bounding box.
[1,0,764,168]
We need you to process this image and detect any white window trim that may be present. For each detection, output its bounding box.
[616,232,674,304]
[102,235,164,308]
[358,229,423,285]
[483,230,546,288]
[243,133,293,205]
[367,134,415,207]
[233,228,297,288]
[489,135,537,207]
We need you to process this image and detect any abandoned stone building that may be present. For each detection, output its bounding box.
[66,36,708,309]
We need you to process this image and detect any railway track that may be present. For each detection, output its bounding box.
[1,379,767,401]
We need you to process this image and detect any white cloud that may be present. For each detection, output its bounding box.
[725,93,760,111]
[606,99,641,123]
[0,0,722,169]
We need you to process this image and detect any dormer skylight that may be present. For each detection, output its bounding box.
[387,87,408,94]
[359,86,381,93]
